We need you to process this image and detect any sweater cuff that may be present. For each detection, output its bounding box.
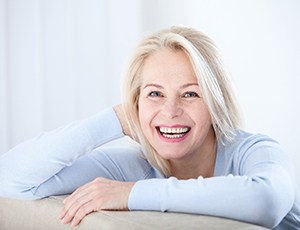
[128,178,167,212]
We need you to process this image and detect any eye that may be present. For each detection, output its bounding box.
[149,91,163,97]
[183,91,199,98]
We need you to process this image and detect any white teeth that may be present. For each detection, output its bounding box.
[159,127,189,134]
[162,133,185,139]
[159,127,190,139]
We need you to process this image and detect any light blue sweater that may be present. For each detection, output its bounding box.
[0,107,299,229]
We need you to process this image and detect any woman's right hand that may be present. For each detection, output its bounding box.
[113,104,132,137]
[59,177,135,227]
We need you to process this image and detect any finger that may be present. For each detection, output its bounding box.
[61,193,93,224]
[60,179,100,222]
[60,178,112,224]
[63,185,92,212]
[63,184,87,204]
[62,190,94,224]
[59,194,78,221]
[59,208,67,220]
[63,178,103,204]
[71,202,95,227]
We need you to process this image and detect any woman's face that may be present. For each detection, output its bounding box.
[138,49,214,162]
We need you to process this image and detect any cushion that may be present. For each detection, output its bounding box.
[0,196,268,229]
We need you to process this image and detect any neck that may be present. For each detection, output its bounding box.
[169,127,217,179]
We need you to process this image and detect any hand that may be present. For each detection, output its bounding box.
[113,104,131,137]
[59,177,135,227]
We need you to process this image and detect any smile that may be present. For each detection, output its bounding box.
[157,126,191,140]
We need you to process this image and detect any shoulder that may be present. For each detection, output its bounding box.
[216,130,289,175]
[221,130,283,155]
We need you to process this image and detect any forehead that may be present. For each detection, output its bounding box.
[141,49,197,85]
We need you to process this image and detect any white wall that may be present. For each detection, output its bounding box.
[0,0,142,146]
[0,0,299,185]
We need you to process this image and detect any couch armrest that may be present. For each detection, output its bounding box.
[0,196,268,230]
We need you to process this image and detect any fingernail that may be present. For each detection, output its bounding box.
[62,217,68,224]
[58,210,65,219]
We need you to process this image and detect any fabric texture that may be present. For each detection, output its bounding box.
[0,196,269,230]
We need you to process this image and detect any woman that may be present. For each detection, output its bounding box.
[0,26,299,229]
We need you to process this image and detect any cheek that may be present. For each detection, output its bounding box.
[197,111,212,129]
[138,100,159,138]
[138,100,151,130]
[190,106,212,127]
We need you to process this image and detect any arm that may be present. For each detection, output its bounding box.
[56,143,161,227]
[128,137,296,228]
[113,104,131,137]
[0,107,125,199]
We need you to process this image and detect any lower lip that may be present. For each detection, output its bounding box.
[156,129,190,143]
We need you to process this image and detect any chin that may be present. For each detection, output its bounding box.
[155,148,187,160]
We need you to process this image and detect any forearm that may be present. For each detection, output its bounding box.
[0,107,124,199]
[128,171,294,228]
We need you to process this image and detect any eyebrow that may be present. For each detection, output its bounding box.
[142,83,199,90]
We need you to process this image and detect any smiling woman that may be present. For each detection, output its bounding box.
[123,27,242,178]
[0,26,299,230]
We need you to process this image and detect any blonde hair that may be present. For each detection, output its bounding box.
[121,26,243,176]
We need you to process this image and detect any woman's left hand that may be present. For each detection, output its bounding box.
[59,177,135,227]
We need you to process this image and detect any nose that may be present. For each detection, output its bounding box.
[162,97,183,119]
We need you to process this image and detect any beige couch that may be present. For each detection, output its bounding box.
[0,196,269,230]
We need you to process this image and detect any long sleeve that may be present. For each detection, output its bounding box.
[128,132,299,229]
[32,142,162,198]
[0,107,124,199]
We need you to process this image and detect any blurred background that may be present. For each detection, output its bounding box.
[0,0,299,186]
